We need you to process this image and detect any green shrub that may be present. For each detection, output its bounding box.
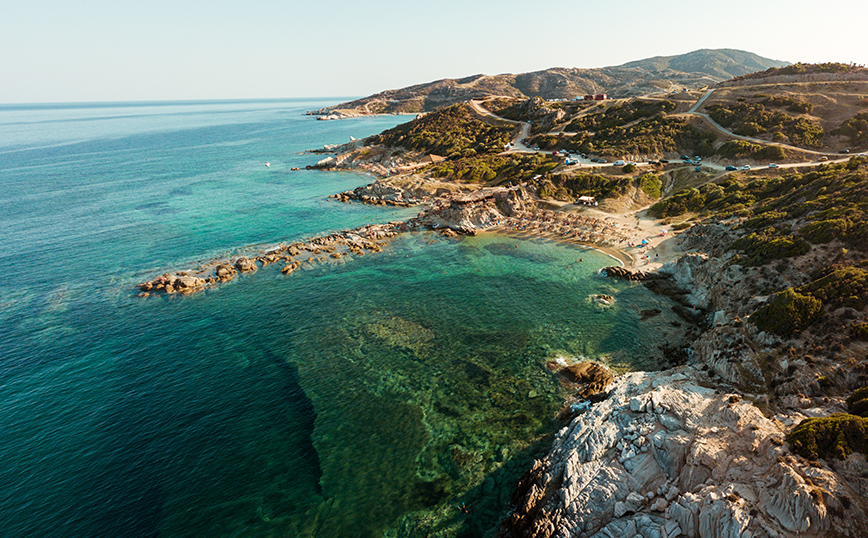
[798,266,868,308]
[638,173,662,199]
[649,187,706,217]
[847,386,868,417]
[752,288,822,336]
[729,233,811,266]
[370,104,513,158]
[852,322,868,341]
[831,112,868,146]
[622,163,637,173]
[800,218,853,244]
[787,414,868,460]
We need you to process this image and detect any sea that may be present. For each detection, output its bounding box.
[0,99,685,538]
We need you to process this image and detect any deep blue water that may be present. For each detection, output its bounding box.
[0,99,684,537]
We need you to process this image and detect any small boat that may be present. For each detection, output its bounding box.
[265,162,271,167]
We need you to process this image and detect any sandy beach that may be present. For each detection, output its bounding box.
[485,206,687,270]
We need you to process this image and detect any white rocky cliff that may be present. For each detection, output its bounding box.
[498,368,867,538]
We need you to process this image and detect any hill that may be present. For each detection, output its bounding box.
[308,49,789,117]
[619,48,790,79]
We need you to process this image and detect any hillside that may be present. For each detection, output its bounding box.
[308,49,788,117]
[619,48,790,79]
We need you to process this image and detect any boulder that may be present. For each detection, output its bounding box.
[234,257,257,272]
[281,261,300,275]
[215,264,237,281]
[561,362,615,399]
[173,275,205,291]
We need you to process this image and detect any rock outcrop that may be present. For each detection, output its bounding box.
[499,368,866,538]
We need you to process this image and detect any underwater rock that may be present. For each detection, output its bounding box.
[640,308,662,320]
[560,362,614,399]
[281,261,301,275]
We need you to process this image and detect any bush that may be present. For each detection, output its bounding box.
[707,102,824,148]
[831,112,868,146]
[622,163,637,173]
[847,386,868,417]
[638,173,662,199]
[648,187,706,217]
[730,233,811,266]
[752,288,822,336]
[787,414,868,460]
[852,322,868,341]
[370,104,513,158]
[799,266,868,310]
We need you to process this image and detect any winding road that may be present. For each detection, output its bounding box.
[466,96,861,173]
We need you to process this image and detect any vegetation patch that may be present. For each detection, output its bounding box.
[707,102,824,147]
[730,232,811,266]
[750,265,868,335]
[717,140,787,160]
[731,62,868,82]
[798,266,868,310]
[787,413,868,460]
[831,112,868,146]
[427,153,558,184]
[751,288,823,336]
[649,159,868,252]
[536,173,633,201]
[565,100,677,132]
[852,322,868,341]
[370,104,514,160]
[638,173,662,199]
[847,387,868,417]
[761,95,813,114]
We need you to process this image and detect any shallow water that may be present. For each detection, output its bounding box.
[0,100,685,537]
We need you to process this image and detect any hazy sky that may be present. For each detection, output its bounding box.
[2,0,865,103]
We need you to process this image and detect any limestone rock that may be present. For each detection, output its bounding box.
[497,368,852,538]
[560,362,615,399]
[215,263,237,281]
[234,257,257,272]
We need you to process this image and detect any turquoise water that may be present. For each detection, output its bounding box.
[0,100,684,537]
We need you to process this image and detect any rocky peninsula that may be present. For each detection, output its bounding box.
[137,73,868,536]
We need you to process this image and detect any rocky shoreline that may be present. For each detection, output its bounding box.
[495,225,868,538]
[136,221,407,297]
[499,366,863,538]
[135,141,868,536]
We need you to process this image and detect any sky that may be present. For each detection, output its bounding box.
[2,0,866,104]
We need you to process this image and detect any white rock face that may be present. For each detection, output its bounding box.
[500,368,864,538]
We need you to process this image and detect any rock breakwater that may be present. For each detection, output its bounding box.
[136,222,407,297]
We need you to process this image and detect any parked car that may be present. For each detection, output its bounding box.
[840,149,850,154]
[694,156,702,161]
[741,165,751,170]
[768,163,780,168]
[613,160,626,166]
[725,165,737,171]
[598,159,607,163]
[590,158,600,163]
[818,156,828,161]
[659,159,670,164]
[680,155,690,161]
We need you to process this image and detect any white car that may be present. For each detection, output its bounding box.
[768,163,780,168]
[613,160,626,166]
[741,165,751,170]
